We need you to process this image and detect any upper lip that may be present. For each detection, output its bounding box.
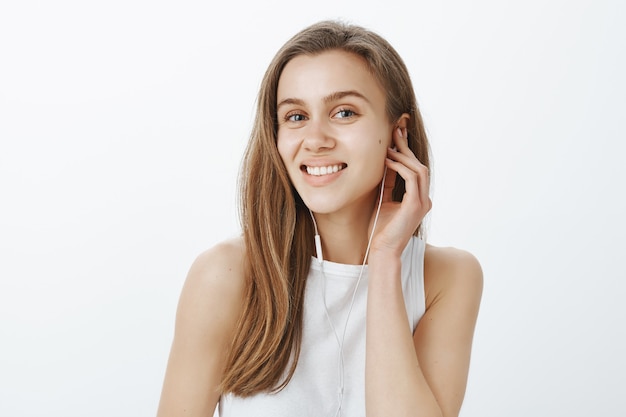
[300,159,347,168]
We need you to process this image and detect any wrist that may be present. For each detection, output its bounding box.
[369,232,410,258]
[367,250,402,274]
[366,253,403,294]
[368,245,403,264]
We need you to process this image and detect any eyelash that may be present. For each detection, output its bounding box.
[282,108,357,123]
[335,108,356,118]
[285,112,306,122]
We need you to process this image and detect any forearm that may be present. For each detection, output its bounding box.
[365,254,442,417]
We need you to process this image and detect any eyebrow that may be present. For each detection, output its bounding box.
[277,90,370,111]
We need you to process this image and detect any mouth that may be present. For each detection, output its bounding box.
[301,163,347,176]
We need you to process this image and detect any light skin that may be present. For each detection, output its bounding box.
[276,50,393,265]
[157,50,483,417]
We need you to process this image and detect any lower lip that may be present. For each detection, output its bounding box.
[302,168,345,186]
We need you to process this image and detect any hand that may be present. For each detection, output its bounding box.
[369,127,432,256]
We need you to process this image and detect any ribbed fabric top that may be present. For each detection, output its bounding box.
[219,236,426,417]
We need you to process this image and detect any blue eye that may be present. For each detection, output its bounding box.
[286,113,306,122]
[335,109,355,118]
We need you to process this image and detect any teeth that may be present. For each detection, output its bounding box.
[306,164,344,176]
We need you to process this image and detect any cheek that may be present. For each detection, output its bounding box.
[367,126,393,158]
[362,121,392,147]
[276,134,288,161]
[370,129,393,171]
[382,125,394,148]
[276,132,297,169]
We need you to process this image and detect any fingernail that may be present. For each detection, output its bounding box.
[396,127,403,138]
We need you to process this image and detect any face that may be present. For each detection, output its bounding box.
[276,50,392,216]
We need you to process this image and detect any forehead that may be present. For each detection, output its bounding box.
[277,50,386,106]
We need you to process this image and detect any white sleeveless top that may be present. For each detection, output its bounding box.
[219,236,426,417]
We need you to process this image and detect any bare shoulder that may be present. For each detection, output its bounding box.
[157,237,247,416]
[176,236,247,332]
[423,244,483,308]
[185,236,246,295]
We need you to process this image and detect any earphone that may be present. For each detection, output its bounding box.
[310,164,387,265]
[308,166,387,417]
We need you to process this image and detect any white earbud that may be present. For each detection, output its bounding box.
[314,234,323,264]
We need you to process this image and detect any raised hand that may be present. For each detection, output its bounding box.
[369,126,432,257]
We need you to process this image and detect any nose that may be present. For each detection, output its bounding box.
[303,118,335,152]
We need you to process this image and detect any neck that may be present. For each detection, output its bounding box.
[311,193,378,265]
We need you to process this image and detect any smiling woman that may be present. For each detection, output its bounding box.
[157,20,482,417]
[276,51,392,218]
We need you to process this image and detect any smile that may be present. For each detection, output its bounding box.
[303,164,346,176]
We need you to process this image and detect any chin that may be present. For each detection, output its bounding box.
[302,200,342,215]
[297,192,341,214]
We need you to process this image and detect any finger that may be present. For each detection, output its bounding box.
[386,157,431,219]
[392,128,424,168]
[393,127,409,152]
[386,150,431,212]
[390,128,431,209]
[393,127,411,154]
[387,135,428,174]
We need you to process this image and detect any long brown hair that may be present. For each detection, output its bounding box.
[220,20,431,396]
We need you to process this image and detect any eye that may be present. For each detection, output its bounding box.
[334,108,356,119]
[285,112,307,122]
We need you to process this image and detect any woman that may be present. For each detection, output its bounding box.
[157,20,483,417]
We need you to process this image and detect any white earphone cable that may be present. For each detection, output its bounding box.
[309,167,387,417]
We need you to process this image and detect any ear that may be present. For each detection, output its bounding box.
[395,113,410,131]
[390,113,410,146]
